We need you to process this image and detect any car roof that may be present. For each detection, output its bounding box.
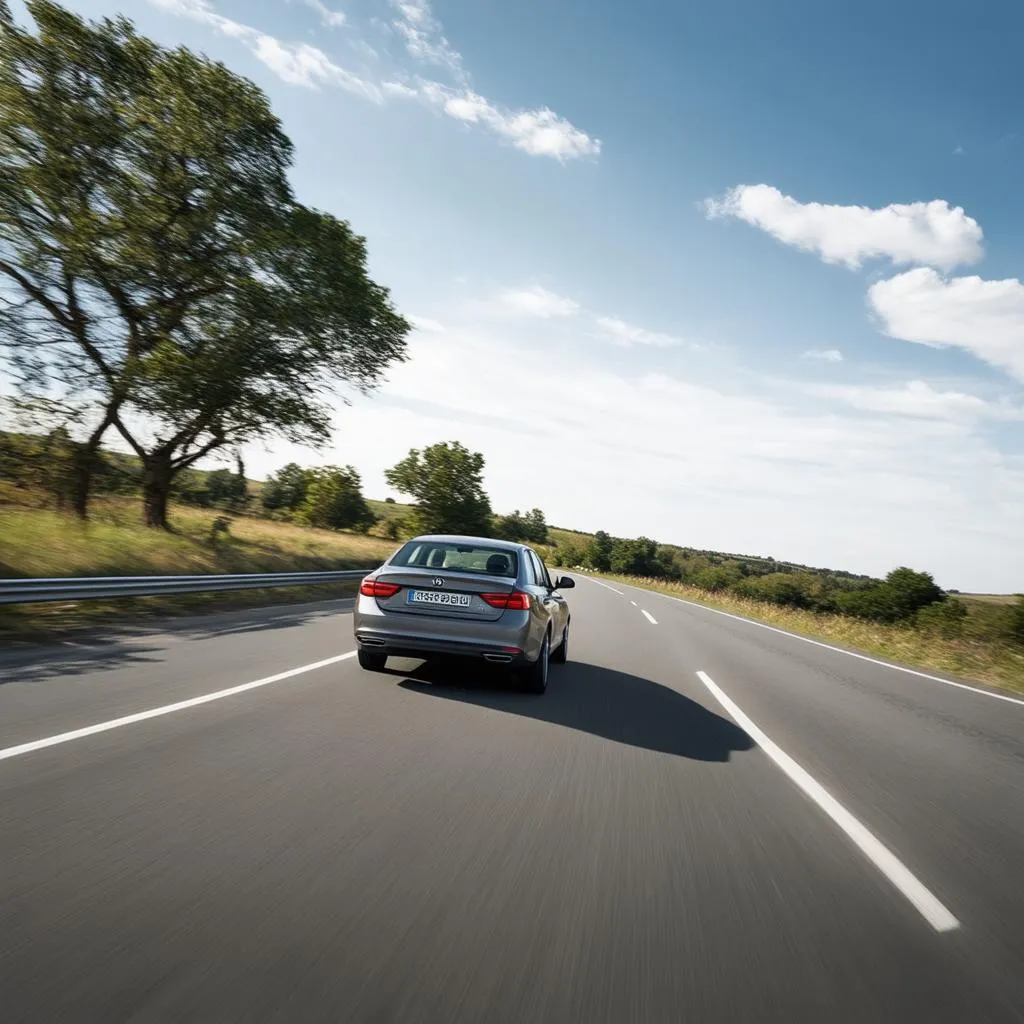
[406,534,526,553]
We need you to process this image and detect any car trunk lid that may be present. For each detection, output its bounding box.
[370,567,517,622]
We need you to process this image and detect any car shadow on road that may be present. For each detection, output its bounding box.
[394,659,754,762]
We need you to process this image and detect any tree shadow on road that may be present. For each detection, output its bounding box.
[394,659,754,762]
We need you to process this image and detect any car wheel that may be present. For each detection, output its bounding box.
[551,622,569,664]
[357,649,387,671]
[520,632,549,694]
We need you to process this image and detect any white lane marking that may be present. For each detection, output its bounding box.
[635,586,1024,709]
[580,576,625,595]
[0,652,357,764]
[630,600,637,607]
[641,610,658,625]
[696,670,960,933]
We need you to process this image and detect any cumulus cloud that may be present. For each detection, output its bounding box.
[150,0,599,162]
[802,349,844,363]
[868,268,1024,382]
[499,285,580,318]
[704,185,983,271]
[594,315,682,348]
[811,379,1024,421]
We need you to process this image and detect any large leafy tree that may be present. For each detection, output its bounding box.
[0,2,408,527]
[385,441,493,537]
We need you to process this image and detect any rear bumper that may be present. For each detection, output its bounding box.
[355,630,529,666]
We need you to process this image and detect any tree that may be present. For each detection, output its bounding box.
[261,463,313,514]
[297,465,375,532]
[385,441,493,536]
[609,537,662,576]
[493,507,547,544]
[0,3,408,527]
[837,567,944,623]
[587,530,614,572]
[882,567,944,617]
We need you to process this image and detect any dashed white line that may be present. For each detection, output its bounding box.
[695,670,960,933]
[630,600,637,607]
[0,651,357,764]
[580,576,625,596]
[641,610,658,625]
[630,585,1024,709]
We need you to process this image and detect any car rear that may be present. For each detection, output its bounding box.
[354,537,536,666]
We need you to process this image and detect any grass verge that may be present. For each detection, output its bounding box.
[0,498,397,644]
[579,572,1024,697]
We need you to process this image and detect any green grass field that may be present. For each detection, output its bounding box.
[0,496,397,643]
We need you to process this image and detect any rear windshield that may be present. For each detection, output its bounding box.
[391,541,518,578]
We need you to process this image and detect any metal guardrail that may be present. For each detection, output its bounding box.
[0,570,371,606]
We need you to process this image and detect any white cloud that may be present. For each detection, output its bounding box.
[594,315,682,348]
[390,0,465,81]
[251,36,381,98]
[802,349,844,363]
[149,0,380,98]
[811,379,1024,421]
[704,184,984,271]
[294,0,346,28]
[868,268,1024,382]
[149,0,599,162]
[420,84,601,162]
[499,285,580,318]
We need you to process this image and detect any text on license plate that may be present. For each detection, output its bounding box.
[407,590,471,607]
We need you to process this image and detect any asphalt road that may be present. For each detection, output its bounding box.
[1,578,1022,1023]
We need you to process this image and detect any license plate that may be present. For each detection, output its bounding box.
[407,590,471,607]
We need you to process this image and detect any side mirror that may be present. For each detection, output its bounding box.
[554,575,575,590]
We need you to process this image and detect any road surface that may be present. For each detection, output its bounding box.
[1,578,1022,1023]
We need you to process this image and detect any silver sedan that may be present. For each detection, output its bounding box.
[353,534,574,693]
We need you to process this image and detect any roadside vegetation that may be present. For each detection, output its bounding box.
[580,573,1024,696]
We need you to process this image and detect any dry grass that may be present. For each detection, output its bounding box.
[0,496,397,643]
[586,573,1024,696]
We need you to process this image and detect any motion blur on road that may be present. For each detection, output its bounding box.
[2,577,1022,1023]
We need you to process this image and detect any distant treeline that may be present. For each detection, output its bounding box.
[554,531,1024,642]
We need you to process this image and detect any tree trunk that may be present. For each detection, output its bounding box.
[71,421,110,520]
[142,452,173,530]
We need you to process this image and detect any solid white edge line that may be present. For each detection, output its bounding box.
[629,583,1023,709]
[695,670,960,933]
[641,610,658,625]
[0,651,357,764]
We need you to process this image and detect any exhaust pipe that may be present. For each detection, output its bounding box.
[482,653,514,664]
[359,637,386,647]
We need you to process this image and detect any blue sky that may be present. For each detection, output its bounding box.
[15,0,1024,590]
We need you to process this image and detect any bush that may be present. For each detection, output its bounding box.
[297,466,375,532]
[691,566,743,592]
[915,598,968,638]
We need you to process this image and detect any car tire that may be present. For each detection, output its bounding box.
[551,622,569,664]
[357,649,387,672]
[520,632,549,694]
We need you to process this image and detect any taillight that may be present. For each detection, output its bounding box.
[360,578,401,598]
[480,591,531,611]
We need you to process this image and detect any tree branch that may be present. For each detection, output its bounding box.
[0,258,73,330]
